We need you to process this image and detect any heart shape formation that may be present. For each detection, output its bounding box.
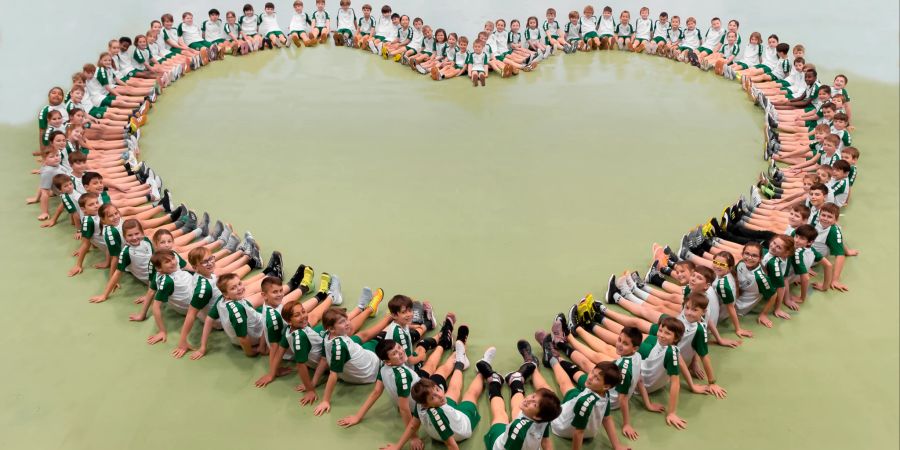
[32,3,862,447]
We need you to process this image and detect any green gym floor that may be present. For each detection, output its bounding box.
[1,3,897,449]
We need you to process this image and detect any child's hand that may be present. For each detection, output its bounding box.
[707,384,727,399]
[812,282,827,291]
[134,295,148,304]
[128,312,147,322]
[92,261,110,270]
[622,424,639,440]
[299,390,318,405]
[71,248,80,257]
[41,219,57,228]
[736,328,753,338]
[758,314,773,328]
[313,401,331,416]
[147,332,167,345]
[190,349,206,360]
[845,249,859,257]
[665,412,687,430]
[37,213,49,221]
[410,437,425,450]
[831,281,849,292]
[785,299,801,311]
[337,414,361,428]
[171,345,193,359]
[25,196,38,204]
[379,444,400,450]
[774,309,792,320]
[717,337,742,348]
[68,266,83,277]
[255,374,275,388]
[89,295,108,303]
[690,384,709,395]
[645,402,665,413]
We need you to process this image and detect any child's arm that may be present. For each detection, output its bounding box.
[619,393,638,440]
[707,323,739,348]
[637,382,664,412]
[255,344,287,386]
[147,300,168,344]
[41,203,65,228]
[90,269,123,303]
[665,374,686,429]
[313,371,339,415]
[38,189,52,220]
[812,258,833,291]
[571,428,586,450]
[699,355,727,398]
[830,255,847,291]
[236,335,258,357]
[190,316,216,360]
[172,307,202,358]
[381,418,421,450]
[337,380,385,427]
[297,360,323,404]
[726,304,752,337]
[130,289,155,321]
[756,292,777,328]
[601,416,627,450]
[68,238,91,276]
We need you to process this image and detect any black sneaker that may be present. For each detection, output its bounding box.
[247,242,262,270]
[535,331,558,369]
[645,260,666,287]
[438,314,456,350]
[663,245,678,262]
[660,265,674,277]
[630,271,645,289]
[168,203,185,222]
[263,251,283,279]
[504,370,522,387]
[124,162,134,176]
[411,301,425,326]
[566,304,582,333]
[288,264,307,292]
[517,339,536,366]
[157,189,172,213]
[489,372,506,390]
[456,325,469,344]
[553,313,569,340]
[475,360,494,379]
[605,275,619,304]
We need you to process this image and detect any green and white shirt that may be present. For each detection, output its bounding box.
[177,23,204,45]
[760,45,778,68]
[735,261,775,315]
[666,27,683,44]
[652,20,669,40]
[614,22,633,37]
[740,43,762,65]
[148,251,187,290]
[609,353,642,409]
[466,51,488,72]
[102,221,124,257]
[357,16,375,34]
[416,394,475,442]
[491,31,510,53]
[130,47,152,71]
[543,19,560,37]
[524,26,543,42]
[813,224,845,257]
[578,16,597,37]
[597,16,616,35]
[209,297,265,344]
[377,362,419,409]
[384,322,415,356]
[290,12,311,33]
[829,178,850,207]
[762,252,787,289]
[81,215,105,249]
[772,58,791,80]
[279,325,324,365]
[700,27,723,49]
[508,30,524,46]
[673,311,708,362]
[680,28,701,49]
[262,303,286,344]
[335,8,356,30]
[154,269,195,314]
[848,165,857,186]
[117,237,153,282]
[38,104,68,130]
[637,330,680,393]
[634,18,653,40]
[238,14,261,36]
[830,127,852,150]
[551,373,610,438]
[202,19,227,42]
[61,191,81,217]
[189,273,219,313]
[788,246,823,277]
[407,26,425,50]
[395,25,412,43]
[312,10,330,27]
[323,335,379,384]
[720,42,740,60]
[490,413,550,450]
[564,22,582,41]
[453,49,468,68]
[258,12,282,35]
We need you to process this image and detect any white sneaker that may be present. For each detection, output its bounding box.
[454,341,469,370]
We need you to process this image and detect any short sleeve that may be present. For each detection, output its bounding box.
[80,217,95,238]
[154,276,174,302]
[189,278,213,309]
[692,324,709,357]
[664,346,680,375]
[177,24,184,37]
[826,226,845,256]
[117,247,131,271]
[61,194,78,213]
[103,227,123,257]
[393,367,413,397]
[207,299,221,320]
[226,302,249,337]
[38,106,50,129]
[791,249,809,275]
[715,277,736,304]
[328,338,350,372]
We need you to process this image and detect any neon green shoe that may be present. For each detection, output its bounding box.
[576,293,595,324]
[316,273,332,297]
[301,266,314,291]
[367,288,384,317]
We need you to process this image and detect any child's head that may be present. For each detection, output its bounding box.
[41,147,61,166]
[390,13,399,24]
[209,8,220,19]
[375,338,407,366]
[381,5,391,16]
[47,129,66,148]
[672,260,696,284]
[473,39,484,52]
[823,135,840,153]
[793,224,818,249]
[476,31,488,42]
[122,219,145,246]
[361,3,371,15]
[447,32,457,45]
[47,110,64,128]
[339,0,349,10]
[217,273,245,300]
[457,36,468,50]
[616,326,642,356]
[816,84,832,101]
[322,307,351,336]
[52,174,74,194]
[280,299,309,329]
[689,265,715,291]
[182,12,194,25]
[547,8,557,19]
[243,4,254,15]
[657,316,685,346]
[495,19,506,31]
[749,31,761,44]
[260,276,284,306]
[831,94,845,109]
[792,44,805,59]
[583,5,594,16]
[789,204,811,227]
[711,251,735,277]
[619,10,630,22]
[808,183,829,206]
[134,34,148,49]
[726,30,737,45]
[833,74,848,89]
[768,234,795,258]
[818,203,841,227]
[188,246,216,277]
[815,166,831,184]
[639,7,649,19]
[831,160,851,180]
[118,36,132,52]
[412,17,423,29]
[775,42,790,57]
[710,17,721,28]
[767,34,779,47]
[510,19,520,31]
[601,6,612,17]
[411,378,446,407]
[803,67,817,86]
[569,10,579,23]
[161,13,175,27]
[658,11,668,21]
[152,228,175,250]
[68,151,87,173]
[423,25,433,38]
[527,16,539,28]
[683,293,709,324]
[82,172,104,194]
[434,28,446,42]
[793,57,805,72]
[399,14,409,27]
[47,87,64,106]
[741,242,763,268]
[78,193,100,216]
[727,19,739,32]
[670,15,680,28]
[583,361,620,394]
[841,146,859,165]
[293,1,304,12]
[519,388,562,423]
[316,0,325,10]
[685,17,696,29]
[387,294,414,325]
[812,124,830,142]
[151,250,178,274]
[98,204,120,226]
[832,112,849,130]
[226,11,237,23]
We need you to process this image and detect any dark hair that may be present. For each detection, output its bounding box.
[391,13,399,20]
[209,8,220,16]
[820,202,841,217]
[673,259,696,271]
[659,316,685,342]
[685,292,709,310]
[280,300,302,322]
[387,295,413,314]
[809,182,829,195]
[729,19,739,27]
[743,241,763,257]
[82,171,103,187]
[122,218,144,234]
[243,4,254,13]
[261,275,282,292]
[621,326,643,348]
[78,192,99,208]
[794,224,818,242]
[375,339,400,360]
[150,250,177,269]
[52,174,72,189]
[792,204,811,219]
[265,2,275,9]
[659,12,668,18]
[533,388,562,422]
[217,273,240,293]
[602,6,613,13]
[594,361,621,387]
[98,203,118,220]
[694,266,715,284]
[775,43,790,54]
[832,159,851,173]
[381,5,391,14]
[322,307,348,330]
[411,378,438,404]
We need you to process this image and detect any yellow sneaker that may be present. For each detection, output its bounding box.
[393,53,402,62]
[575,293,595,324]
[301,266,314,291]
[316,273,332,297]
[368,288,384,317]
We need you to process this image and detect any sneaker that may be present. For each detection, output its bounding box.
[456,325,469,344]
[197,212,210,238]
[315,273,332,298]
[552,313,569,342]
[328,274,343,305]
[209,221,224,242]
[534,331,558,368]
[179,210,198,233]
[368,41,378,53]
[411,301,425,326]
[430,65,440,80]
[663,245,678,262]
[575,293,595,325]
[168,204,185,222]
[354,286,372,309]
[288,264,309,292]
[475,347,497,378]
[605,275,619,304]
[224,233,240,253]
[616,273,634,294]
[454,340,470,370]
[262,251,283,279]
[644,260,665,287]
[630,271,645,289]
[517,339,537,367]
[652,243,669,268]
[438,314,456,349]
[216,222,232,243]
[566,304,581,334]
[367,287,384,317]
[157,190,172,213]
[422,301,437,331]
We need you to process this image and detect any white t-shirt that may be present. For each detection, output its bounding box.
[209,297,265,345]
[323,335,379,384]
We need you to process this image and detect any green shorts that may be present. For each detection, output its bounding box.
[754,64,772,74]
[374,34,387,42]
[582,31,598,41]
[635,37,648,43]
[100,95,114,107]
[677,46,694,52]
[495,51,510,61]
[188,41,211,50]
[775,79,790,87]
[735,62,749,69]
[652,36,666,43]
[484,423,508,449]
[316,26,325,33]
[785,91,795,100]
[210,38,226,45]
[89,106,107,118]
[454,64,463,70]
[338,28,353,36]
[404,46,418,55]
[697,46,713,54]
[567,38,580,44]
[445,399,481,430]
[599,33,614,39]
[350,334,378,351]
[290,30,308,38]
[618,35,632,40]
[359,31,371,36]
[266,31,284,39]
[170,47,183,54]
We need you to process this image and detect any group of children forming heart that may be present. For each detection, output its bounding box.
[29,1,861,449]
